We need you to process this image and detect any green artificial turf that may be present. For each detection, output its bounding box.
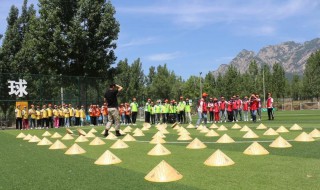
[1,110,320,190]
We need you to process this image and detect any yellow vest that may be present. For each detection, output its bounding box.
[41,109,48,118]
[69,108,74,116]
[22,110,28,119]
[80,109,86,118]
[75,109,80,117]
[29,108,36,119]
[36,110,41,120]
[47,108,53,117]
[64,108,70,118]
[15,108,22,118]
[59,109,64,117]
[53,109,59,117]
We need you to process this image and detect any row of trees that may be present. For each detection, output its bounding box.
[1,0,320,111]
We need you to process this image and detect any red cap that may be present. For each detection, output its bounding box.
[202,93,208,97]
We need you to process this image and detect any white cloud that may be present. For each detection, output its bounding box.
[120,37,159,48]
[146,52,181,62]
[117,0,320,27]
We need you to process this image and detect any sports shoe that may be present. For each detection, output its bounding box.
[103,129,109,137]
[115,130,122,136]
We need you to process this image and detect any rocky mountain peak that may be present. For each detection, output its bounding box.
[212,38,320,77]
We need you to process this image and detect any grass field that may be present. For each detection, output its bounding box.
[1,110,320,190]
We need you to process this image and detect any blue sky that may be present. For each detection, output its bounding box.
[1,0,320,79]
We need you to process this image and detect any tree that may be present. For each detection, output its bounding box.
[303,50,320,101]
[114,58,145,103]
[290,74,303,100]
[223,65,240,98]
[203,72,217,97]
[272,63,286,99]
[147,64,180,101]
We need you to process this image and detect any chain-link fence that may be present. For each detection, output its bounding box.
[0,73,112,127]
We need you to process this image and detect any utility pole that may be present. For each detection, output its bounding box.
[262,67,266,108]
[199,72,202,98]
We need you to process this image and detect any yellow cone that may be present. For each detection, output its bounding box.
[144,122,152,128]
[216,134,235,143]
[23,134,33,141]
[186,138,206,149]
[66,128,73,134]
[309,129,320,138]
[133,128,142,134]
[204,149,235,167]
[243,130,259,139]
[88,128,97,133]
[290,124,302,131]
[133,131,145,137]
[256,123,267,130]
[196,125,204,131]
[231,123,241,129]
[173,125,180,130]
[269,136,292,148]
[126,126,133,130]
[186,124,195,128]
[89,137,106,145]
[243,142,269,155]
[105,132,118,140]
[94,150,122,165]
[51,132,62,139]
[240,125,250,132]
[294,132,315,142]
[177,127,185,133]
[160,128,170,134]
[109,127,116,132]
[150,137,166,144]
[210,123,219,129]
[217,125,228,131]
[205,130,220,137]
[49,140,67,149]
[16,132,26,138]
[263,128,279,136]
[77,129,87,136]
[75,135,89,142]
[177,134,192,141]
[276,126,289,133]
[65,143,86,155]
[119,129,126,135]
[123,127,132,133]
[42,131,52,137]
[37,137,53,146]
[148,143,171,156]
[110,139,129,149]
[152,131,166,139]
[200,127,210,133]
[61,133,74,140]
[28,135,41,143]
[144,160,183,182]
[178,130,190,136]
[101,129,106,135]
[141,126,150,131]
[122,134,136,142]
[85,132,96,138]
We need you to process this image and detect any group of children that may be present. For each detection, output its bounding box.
[195,92,274,127]
[15,104,86,130]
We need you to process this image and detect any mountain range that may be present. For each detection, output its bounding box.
[212,38,320,77]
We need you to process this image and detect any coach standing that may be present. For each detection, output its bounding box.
[103,84,123,137]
